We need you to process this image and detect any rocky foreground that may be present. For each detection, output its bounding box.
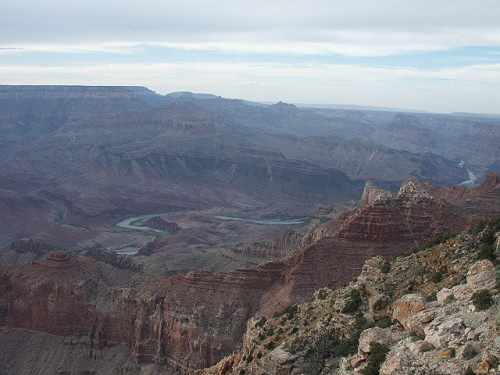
[198,221,499,374]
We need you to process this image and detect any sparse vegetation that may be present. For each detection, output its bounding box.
[360,342,390,375]
[342,289,362,314]
[317,288,328,300]
[477,243,495,262]
[472,289,493,311]
[426,291,437,302]
[265,341,275,350]
[381,261,391,274]
[403,233,456,257]
[255,317,266,328]
[308,331,335,362]
[331,313,370,358]
[273,305,298,320]
[431,269,445,283]
[266,327,274,337]
[375,316,393,328]
[476,218,499,263]
[444,294,456,304]
[409,331,425,341]
[470,220,486,234]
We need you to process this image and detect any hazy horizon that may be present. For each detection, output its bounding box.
[1,0,500,114]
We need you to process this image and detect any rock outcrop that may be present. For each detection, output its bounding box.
[197,221,499,374]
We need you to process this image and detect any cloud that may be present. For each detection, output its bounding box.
[1,1,499,113]
[1,1,500,56]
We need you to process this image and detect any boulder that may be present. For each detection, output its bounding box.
[408,340,434,354]
[458,342,481,359]
[404,309,437,335]
[369,294,391,314]
[267,346,298,365]
[358,327,395,355]
[392,294,426,330]
[470,360,490,374]
[424,317,464,348]
[466,260,496,291]
[450,283,471,300]
[436,288,454,304]
[379,349,413,375]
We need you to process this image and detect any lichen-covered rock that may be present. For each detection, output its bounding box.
[466,260,496,291]
[379,349,413,375]
[436,288,454,304]
[424,317,465,348]
[392,294,426,329]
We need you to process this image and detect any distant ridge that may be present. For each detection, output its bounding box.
[291,102,429,113]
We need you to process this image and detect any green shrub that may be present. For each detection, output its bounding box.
[265,341,275,350]
[478,243,495,262]
[376,316,393,329]
[317,289,328,300]
[481,228,496,245]
[255,317,266,328]
[273,305,298,320]
[409,331,425,341]
[266,327,274,337]
[360,342,390,375]
[472,290,494,311]
[465,366,476,375]
[256,351,262,359]
[431,270,445,283]
[290,327,298,334]
[246,355,253,363]
[426,291,437,302]
[381,262,391,274]
[332,337,357,357]
[238,370,245,375]
[308,331,334,361]
[470,220,486,234]
[354,313,370,331]
[342,289,362,314]
[444,294,456,304]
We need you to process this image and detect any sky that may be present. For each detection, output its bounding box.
[1,0,500,113]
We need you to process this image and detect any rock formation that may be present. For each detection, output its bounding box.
[197,222,499,374]
[1,175,498,373]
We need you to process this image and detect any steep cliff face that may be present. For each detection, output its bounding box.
[423,173,500,217]
[0,176,498,373]
[196,222,499,375]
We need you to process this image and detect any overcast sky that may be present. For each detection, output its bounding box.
[1,0,500,113]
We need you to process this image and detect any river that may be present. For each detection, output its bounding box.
[116,213,305,235]
[458,159,477,187]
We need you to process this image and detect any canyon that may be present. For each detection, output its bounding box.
[1,174,498,373]
[0,86,499,374]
